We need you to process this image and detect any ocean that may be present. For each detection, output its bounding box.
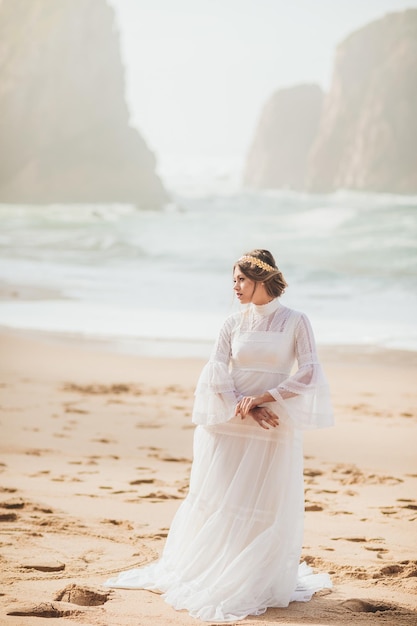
[1,157,416,357]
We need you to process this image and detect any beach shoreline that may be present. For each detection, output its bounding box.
[1,328,417,625]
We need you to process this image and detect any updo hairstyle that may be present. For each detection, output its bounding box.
[235,249,287,298]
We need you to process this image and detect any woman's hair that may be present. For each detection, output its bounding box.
[234,249,287,298]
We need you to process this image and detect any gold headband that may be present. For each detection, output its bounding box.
[238,255,276,273]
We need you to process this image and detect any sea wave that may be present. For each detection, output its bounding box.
[0,185,416,353]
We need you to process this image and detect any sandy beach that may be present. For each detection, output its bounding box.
[1,329,417,625]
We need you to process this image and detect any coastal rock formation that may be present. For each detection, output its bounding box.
[307,9,417,194]
[243,85,323,190]
[244,9,417,194]
[0,0,167,208]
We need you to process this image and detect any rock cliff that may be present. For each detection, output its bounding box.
[307,9,417,194]
[244,9,417,194]
[243,85,323,190]
[0,0,167,208]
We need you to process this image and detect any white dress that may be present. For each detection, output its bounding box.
[104,298,334,622]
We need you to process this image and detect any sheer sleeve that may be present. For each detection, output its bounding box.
[267,313,334,430]
[192,315,238,426]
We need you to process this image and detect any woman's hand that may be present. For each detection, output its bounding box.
[248,406,279,430]
[235,395,262,417]
[235,393,279,428]
[235,393,275,417]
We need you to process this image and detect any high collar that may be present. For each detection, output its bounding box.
[251,297,282,317]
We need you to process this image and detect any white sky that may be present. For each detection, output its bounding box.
[108,0,417,162]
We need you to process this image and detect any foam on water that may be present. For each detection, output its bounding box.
[1,167,416,356]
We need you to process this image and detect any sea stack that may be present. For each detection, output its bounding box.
[244,9,417,194]
[0,0,167,208]
[307,9,417,194]
[243,84,323,190]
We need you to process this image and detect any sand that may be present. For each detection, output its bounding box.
[1,329,417,625]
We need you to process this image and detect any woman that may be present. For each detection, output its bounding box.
[104,249,334,622]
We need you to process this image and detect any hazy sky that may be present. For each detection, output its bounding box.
[109,0,417,163]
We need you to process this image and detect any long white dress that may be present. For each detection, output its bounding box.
[104,298,334,622]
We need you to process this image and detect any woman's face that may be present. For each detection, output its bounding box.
[233,266,256,304]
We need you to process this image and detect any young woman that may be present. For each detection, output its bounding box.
[105,249,334,622]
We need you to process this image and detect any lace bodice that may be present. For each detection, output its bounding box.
[192,299,334,430]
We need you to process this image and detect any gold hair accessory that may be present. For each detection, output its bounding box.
[238,255,276,272]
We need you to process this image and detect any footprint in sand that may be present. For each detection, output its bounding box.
[364,546,389,554]
[341,598,393,613]
[373,561,417,579]
[0,512,18,522]
[305,503,324,512]
[54,583,111,606]
[33,504,54,514]
[25,448,52,456]
[22,560,65,572]
[7,603,82,617]
[397,498,417,512]
[331,536,372,543]
[130,479,155,485]
[64,406,89,414]
[142,490,182,501]
[50,475,68,482]
[160,454,192,463]
[331,510,353,516]
[0,497,25,510]
[152,531,169,539]
[91,437,117,444]
[378,501,417,519]
[75,493,99,498]
[101,519,133,529]
[139,530,169,540]
[62,382,142,396]
[331,464,403,486]
[7,585,110,618]
[379,506,399,517]
[304,468,323,477]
